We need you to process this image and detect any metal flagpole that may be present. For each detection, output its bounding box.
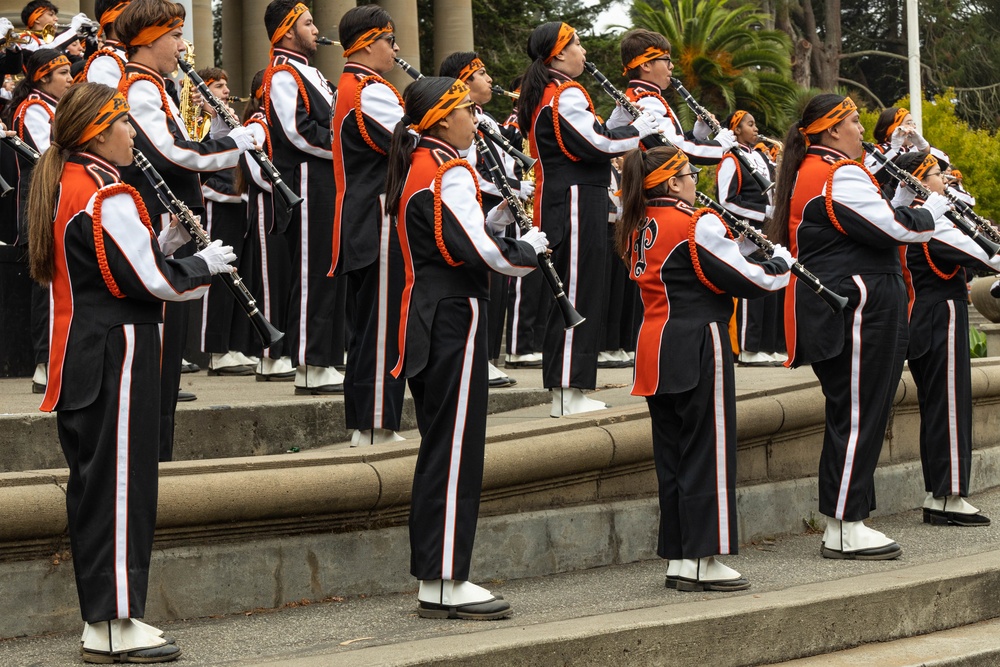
[906,0,922,133]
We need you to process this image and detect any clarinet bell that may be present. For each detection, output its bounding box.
[559,298,586,330]
[274,179,304,213]
[251,310,285,348]
[0,172,12,197]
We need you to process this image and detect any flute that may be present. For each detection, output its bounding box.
[132,149,284,347]
[490,85,519,100]
[695,192,848,313]
[862,141,1000,258]
[175,58,303,214]
[668,77,774,193]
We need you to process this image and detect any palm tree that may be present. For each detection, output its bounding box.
[631,0,801,136]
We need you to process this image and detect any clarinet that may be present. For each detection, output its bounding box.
[393,56,583,329]
[175,58,303,214]
[394,57,535,172]
[131,149,284,347]
[3,134,40,164]
[862,141,1000,258]
[695,192,848,313]
[668,77,774,193]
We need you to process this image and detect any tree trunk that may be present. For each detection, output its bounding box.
[793,38,813,88]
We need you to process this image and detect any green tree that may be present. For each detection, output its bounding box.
[631,0,800,136]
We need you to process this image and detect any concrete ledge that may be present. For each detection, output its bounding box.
[271,552,1000,667]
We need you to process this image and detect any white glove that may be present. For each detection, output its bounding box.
[630,111,662,140]
[485,203,514,233]
[519,180,535,200]
[70,12,90,33]
[910,131,929,151]
[890,183,916,208]
[714,128,738,151]
[194,239,237,275]
[890,126,907,150]
[991,279,1000,299]
[770,243,795,268]
[693,118,711,140]
[0,18,13,36]
[521,226,548,254]
[157,218,191,256]
[764,204,774,220]
[227,125,256,152]
[607,104,633,130]
[737,235,757,257]
[920,191,951,222]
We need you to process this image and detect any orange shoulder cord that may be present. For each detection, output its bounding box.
[354,75,404,155]
[825,159,881,235]
[921,243,961,280]
[119,73,174,120]
[688,207,733,294]
[83,47,126,80]
[432,159,482,267]
[92,183,155,298]
[246,117,272,160]
[261,64,311,123]
[551,80,596,162]
[15,98,54,141]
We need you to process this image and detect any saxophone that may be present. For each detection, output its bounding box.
[177,40,208,140]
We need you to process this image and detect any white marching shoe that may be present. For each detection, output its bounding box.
[550,387,608,418]
[821,517,902,559]
[923,495,991,526]
[207,352,253,376]
[31,362,47,393]
[488,362,516,388]
[80,619,180,663]
[667,557,750,592]
[350,428,406,447]
[255,356,295,381]
[416,579,512,620]
[294,365,345,395]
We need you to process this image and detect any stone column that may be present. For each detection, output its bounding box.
[241,0,271,94]
[313,0,354,83]
[192,0,212,69]
[175,0,192,43]
[80,0,95,20]
[433,0,473,74]
[381,0,418,91]
[221,0,244,96]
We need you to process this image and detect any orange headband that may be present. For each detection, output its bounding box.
[457,57,485,83]
[129,16,183,47]
[544,23,575,64]
[912,154,938,181]
[410,79,470,133]
[270,2,306,46]
[800,97,857,145]
[99,1,129,33]
[204,77,218,87]
[342,25,393,58]
[644,151,689,191]
[884,107,909,140]
[77,92,130,145]
[622,46,668,76]
[27,6,49,28]
[951,169,962,180]
[33,53,70,82]
[729,110,748,132]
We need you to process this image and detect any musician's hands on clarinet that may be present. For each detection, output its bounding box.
[157,214,192,256]
[921,191,952,224]
[485,201,515,233]
[713,128,738,150]
[769,243,795,269]
[521,226,549,255]
[518,180,535,199]
[194,239,237,275]
[630,110,662,139]
[227,125,258,152]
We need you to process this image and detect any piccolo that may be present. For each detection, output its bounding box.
[695,192,848,313]
[490,85,519,100]
[669,77,774,193]
[862,141,1000,258]
[175,58,303,214]
[394,56,535,172]
[132,149,284,347]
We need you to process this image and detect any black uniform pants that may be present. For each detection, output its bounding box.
[199,199,246,355]
[58,323,160,623]
[408,297,488,582]
[909,299,972,498]
[542,184,607,389]
[506,226,547,356]
[249,191,292,359]
[735,290,786,354]
[812,274,908,521]
[647,322,738,560]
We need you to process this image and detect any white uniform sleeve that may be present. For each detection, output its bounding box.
[270,69,332,160]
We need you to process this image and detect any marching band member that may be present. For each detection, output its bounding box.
[947,168,976,207]
[19,0,94,53]
[717,109,785,366]
[517,21,659,417]
[387,76,544,620]
[27,81,234,665]
[893,151,992,526]
[618,144,791,591]
[84,0,130,87]
[262,0,344,396]
[609,29,738,163]
[330,3,407,443]
[4,48,72,394]
[867,106,928,189]
[439,50,531,388]
[240,69,296,381]
[114,0,256,459]
[765,94,951,560]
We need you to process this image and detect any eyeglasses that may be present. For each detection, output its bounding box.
[379,33,396,48]
[676,170,699,184]
[655,56,673,65]
[453,100,477,117]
